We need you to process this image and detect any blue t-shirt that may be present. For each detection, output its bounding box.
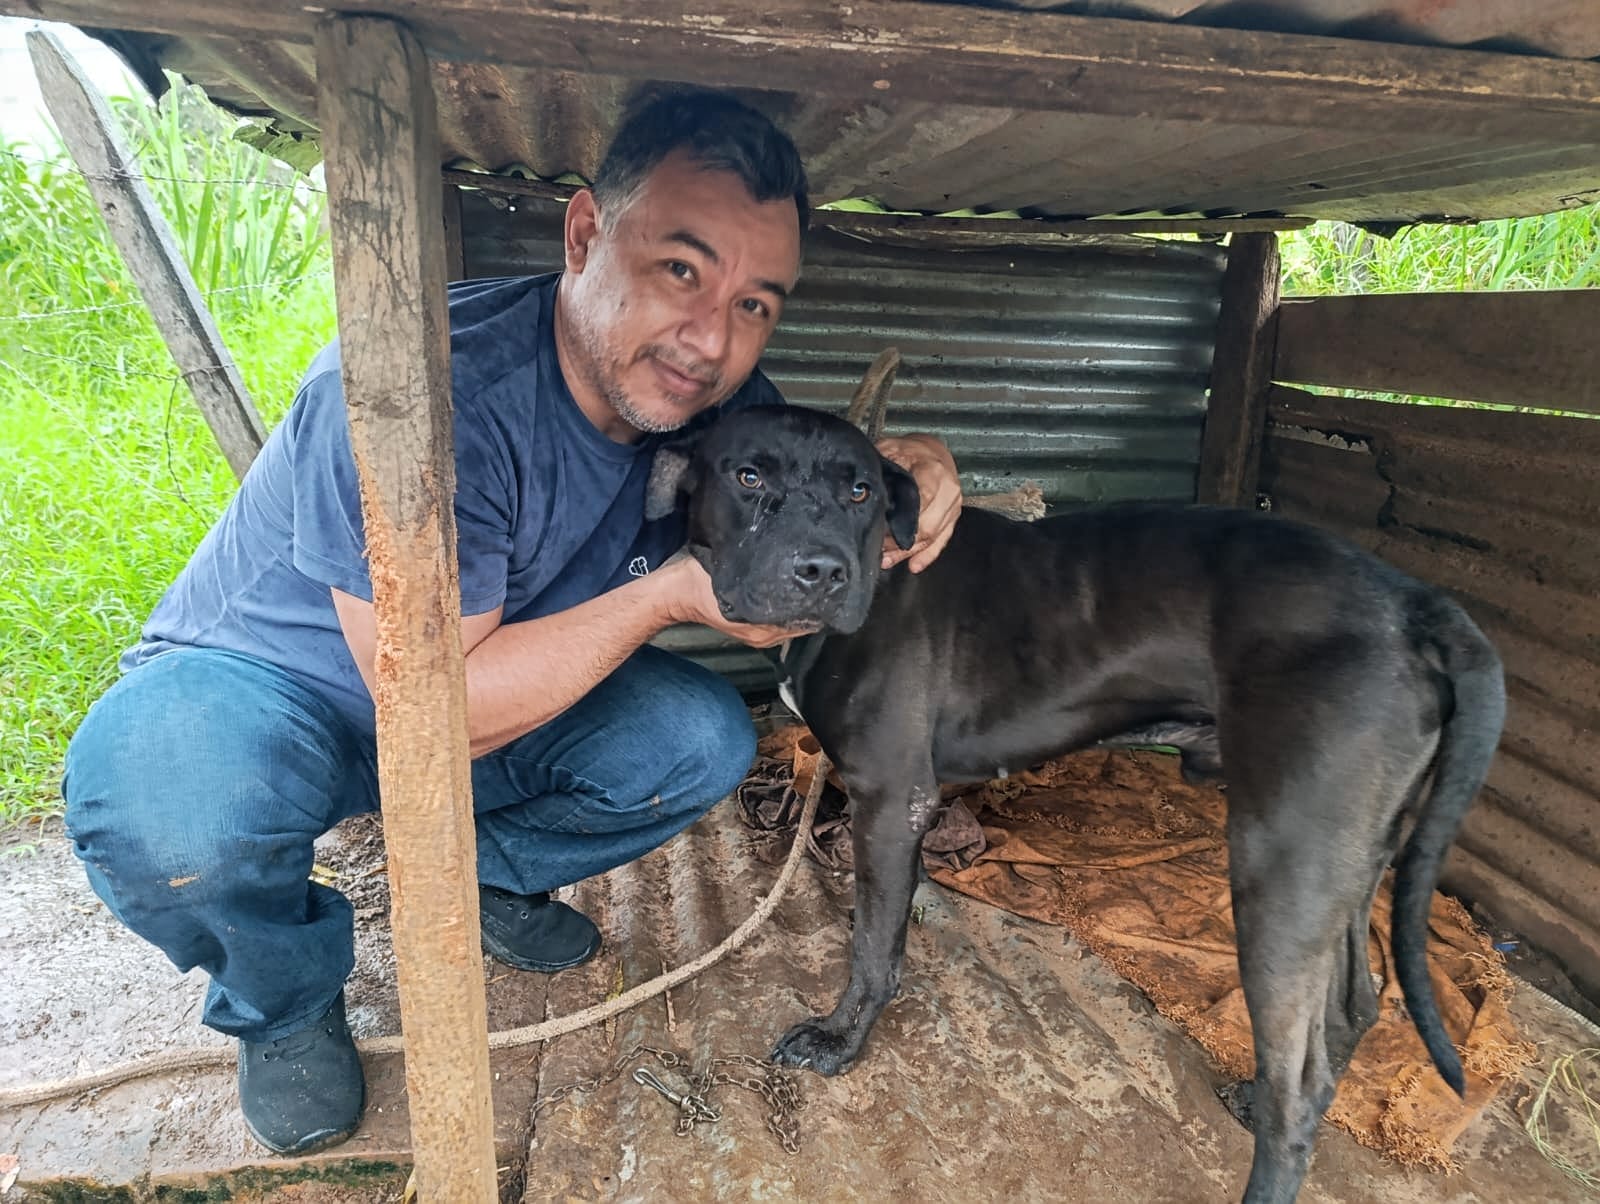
[123,273,786,734]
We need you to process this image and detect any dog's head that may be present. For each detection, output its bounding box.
[646,406,920,634]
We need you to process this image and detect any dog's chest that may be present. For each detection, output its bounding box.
[777,639,802,718]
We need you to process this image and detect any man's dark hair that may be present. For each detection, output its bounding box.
[593,90,810,236]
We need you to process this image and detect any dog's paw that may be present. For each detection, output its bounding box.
[769,1021,859,1076]
[1217,1080,1256,1132]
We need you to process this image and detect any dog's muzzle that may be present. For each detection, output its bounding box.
[708,539,864,631]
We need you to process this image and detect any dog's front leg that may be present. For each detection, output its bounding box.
[771,768,939,1076]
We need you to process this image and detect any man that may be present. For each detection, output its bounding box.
[61,90,962,1156]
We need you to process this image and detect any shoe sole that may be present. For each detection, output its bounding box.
[242,1112,362,1158]
[481,929,602,974]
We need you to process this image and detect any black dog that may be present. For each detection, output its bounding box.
[646,405,1505,1203]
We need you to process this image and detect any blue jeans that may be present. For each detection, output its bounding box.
[62,645,755,1042]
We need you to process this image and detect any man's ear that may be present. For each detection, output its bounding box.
[564,188,601,272]
[645,439,699,521]
[880,456,921,551]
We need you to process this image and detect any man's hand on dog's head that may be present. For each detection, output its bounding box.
[875,434,962,574]
[652,553,819,648]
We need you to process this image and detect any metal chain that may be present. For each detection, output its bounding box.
[703,1053,805,1154]
[529,1044,804,1153]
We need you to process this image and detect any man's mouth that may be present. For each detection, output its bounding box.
[649,354,714,399]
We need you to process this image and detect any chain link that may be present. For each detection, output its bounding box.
[530,1044,804,1153]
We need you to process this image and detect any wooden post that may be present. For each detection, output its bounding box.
[442,180,466,282]
[26,29,266,482]
[1196,232,1280,507]
[314,16,496,1198]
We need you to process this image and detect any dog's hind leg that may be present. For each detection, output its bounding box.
[1226,816,1356,1204]
[770,757,940,1076]
[1222,716,1434,1203]
[1321,825,1404,1081]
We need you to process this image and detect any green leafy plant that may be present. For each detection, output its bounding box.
[0,75,333,830]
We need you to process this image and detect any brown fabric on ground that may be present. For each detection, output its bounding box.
[740,728,1535,1170]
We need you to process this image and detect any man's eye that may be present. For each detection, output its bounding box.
[850,482,871,503]
[668,261,693,280]
[740,297,771,319]
[737,467,762,489]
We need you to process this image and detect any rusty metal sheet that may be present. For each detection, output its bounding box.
[521,801,1592,1201]
[993,1,1600,61]
[1259,392,1600,997]
[461,193,1224,513]
[67,1,1600,225]
[463,193,1225,699]
[8,780,1594,1197]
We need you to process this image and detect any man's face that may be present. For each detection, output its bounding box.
[557,150,803,440]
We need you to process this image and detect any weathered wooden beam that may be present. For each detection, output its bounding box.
[441,179,465,282]
[26,28,266,482]
[11,0,1600,143]
[439,168,1311,235]
[314,15,496,1198]
[1275,290,1600,416]
[1197,232,1280,507]
[814,211,1309,238]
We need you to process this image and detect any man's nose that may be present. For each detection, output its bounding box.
[679,297,731,363]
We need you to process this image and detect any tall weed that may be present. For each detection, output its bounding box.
[1282,206,1600,296]
[0,74,333,829]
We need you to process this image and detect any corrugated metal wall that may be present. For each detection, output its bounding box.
[1260,384,1600,995]
[461,192,1225,693]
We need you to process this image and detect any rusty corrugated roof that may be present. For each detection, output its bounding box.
[64,0,1600,225]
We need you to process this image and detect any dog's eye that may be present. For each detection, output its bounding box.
[850,482,871,504]
[736,467,762,489]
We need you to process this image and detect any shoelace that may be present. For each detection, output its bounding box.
[255,1016,340,1062]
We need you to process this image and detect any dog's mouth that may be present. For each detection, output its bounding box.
[692,541,871,635]
[714,591,834,633]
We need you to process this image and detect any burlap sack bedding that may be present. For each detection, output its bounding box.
[739,727,1535,1169]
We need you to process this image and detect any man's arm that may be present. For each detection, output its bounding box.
[333,555,797,758]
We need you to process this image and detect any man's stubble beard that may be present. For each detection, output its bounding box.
[573,320,733,436]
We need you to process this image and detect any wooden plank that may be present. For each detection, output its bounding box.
[10,0,1600,143]
[1275,290,1600,415]
[1267,384,1600,461]
[26,28,266,482]
[441,179,465,282]
[314,16,496,1199]
[438,168,1310,235]
[1196,232,1280,506]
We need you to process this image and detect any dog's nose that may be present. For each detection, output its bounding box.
[793,551,848,595]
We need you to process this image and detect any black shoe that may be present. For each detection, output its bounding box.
[238,992,365,1156]
[480,884,601,972]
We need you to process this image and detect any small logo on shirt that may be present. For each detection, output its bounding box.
[628,557,650,577]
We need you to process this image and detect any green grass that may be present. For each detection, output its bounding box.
[1282,207,1600,295]
[0,76,334,832]
[2,75,1599,833]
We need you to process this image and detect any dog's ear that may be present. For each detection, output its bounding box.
[879,455,921,551]
[645,438,699,520]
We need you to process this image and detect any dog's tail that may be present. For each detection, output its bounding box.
[1392,594,1506,1098]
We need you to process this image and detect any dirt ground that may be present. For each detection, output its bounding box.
[3,801,1598,1202]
